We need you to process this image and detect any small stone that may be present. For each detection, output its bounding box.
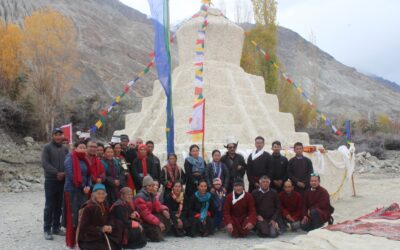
[24,137,35,143]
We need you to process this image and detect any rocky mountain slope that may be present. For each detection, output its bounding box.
[0,0,399,119]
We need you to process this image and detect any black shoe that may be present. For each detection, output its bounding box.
[44,231,53,240]
[52,227,66,236]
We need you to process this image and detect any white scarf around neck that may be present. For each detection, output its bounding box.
[251,149,265,160]
[232,192,245,205]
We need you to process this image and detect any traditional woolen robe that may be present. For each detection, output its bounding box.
[252,188,280,221]
[131,157,159,191]
[246,151,273,192]
[160,164,186,200]
[187,193,215,236]
[287,156,314,194]
[109,199,147,249]
[271,154,288,192]
[279,191,303,221]
[77,200,119,250]
[223,192,257,237]
[303,186,334,223]
[221,153,247,193]
[102,158,126,206]
[184,159,208,198]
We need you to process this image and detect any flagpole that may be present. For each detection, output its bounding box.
[202,99,206,159]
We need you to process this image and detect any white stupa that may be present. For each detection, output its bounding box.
[115,8,354,198]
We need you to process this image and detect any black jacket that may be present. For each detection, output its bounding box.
[41,141,69,180]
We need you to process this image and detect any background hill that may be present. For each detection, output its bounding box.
[0,0,399,134]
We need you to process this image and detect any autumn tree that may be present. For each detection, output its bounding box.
[0,20,24,98]
[22,9,80,139]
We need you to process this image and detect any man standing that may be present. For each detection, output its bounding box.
[41,128,69,240]
[301,174,334,231]
[223,178,257,238]
[252,176,280,238]
[246,136,273,193]
[288,142,314,195]
[86,139,105,184]
[221,138,247,193]
[120,134,137,168]
[270,141,288,193]
[146,141,161,182]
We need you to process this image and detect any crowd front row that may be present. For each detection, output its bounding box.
[41,129,334,250]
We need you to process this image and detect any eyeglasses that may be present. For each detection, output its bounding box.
[227,146,235,149]
[310,173,320,177]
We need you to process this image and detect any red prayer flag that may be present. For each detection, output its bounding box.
[61,123,73,145]
[264,53,271,61]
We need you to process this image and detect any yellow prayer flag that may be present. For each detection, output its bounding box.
[116,96,121,103]
[191,133,203,142]
[297,87,303,93]
[95,120,103,129]
[251,40,257,46]
[321,114,327,121]
[273,62,279,69]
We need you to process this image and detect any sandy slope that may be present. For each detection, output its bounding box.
[0,173,399,250]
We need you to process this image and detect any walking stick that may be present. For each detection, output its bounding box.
[104,233,112,250]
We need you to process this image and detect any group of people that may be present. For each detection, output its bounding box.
[42,128,334,249]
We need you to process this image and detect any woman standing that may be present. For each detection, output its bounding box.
[131,144,160,191]
[63,141,92,249]
[187,179,215,237]
[207,150,230,191]
[77,184,120,250]
[102,146,126,206]
[184,145,208,198]
[164,181,189,237]
[161,153,185,201]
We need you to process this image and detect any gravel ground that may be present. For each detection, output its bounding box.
[1,174,399,250]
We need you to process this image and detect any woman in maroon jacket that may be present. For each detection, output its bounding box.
[77,184,119,250]
[134,176,170,242]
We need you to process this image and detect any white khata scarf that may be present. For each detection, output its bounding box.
[251,149,264,160]
[232,192,245,205]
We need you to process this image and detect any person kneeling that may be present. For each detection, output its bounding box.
[77,184,119,250]
[223,178,257,238]
[252,176,280,238]
[110,187,147,249]
[301,174,334,231]
[279,179,303,232]
[134,176,170,242]
[187,179,215,237]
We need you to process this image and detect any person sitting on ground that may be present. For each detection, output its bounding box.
[146,141,161,180]
[301,174,334,231]
[210,178,226,231]
[87,139,105,185]
[270,141,288,193]
[187,179,215,237]
[252,175,280,238]
[96,142,105,159]
[221,139,247,193]
[110,187,147,249]
[223,177,257,238]
[132,144,160,191]
[77,184,120,250]
[184,145,208,198]
[288,142,314,195]
[247,136,273,193]
[102,146,126,206]
[63,141,92,249]
[134,176,170,242]
[161,153,186,201]
[207,149,230,191]
[164,181,190,237]
[279,179,303,232]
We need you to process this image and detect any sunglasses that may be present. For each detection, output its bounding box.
[310,173,320,177]
[227,146,236,149]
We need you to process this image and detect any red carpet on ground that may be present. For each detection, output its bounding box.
[325,203,400,241]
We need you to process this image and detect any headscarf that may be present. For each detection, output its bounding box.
[186,155,205,174]
[211,161,222,179]
[194,191,211,222]
[164,162,181,184]
[137,144,148,176]
[171,188,184,215]
[72,150,91,188]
